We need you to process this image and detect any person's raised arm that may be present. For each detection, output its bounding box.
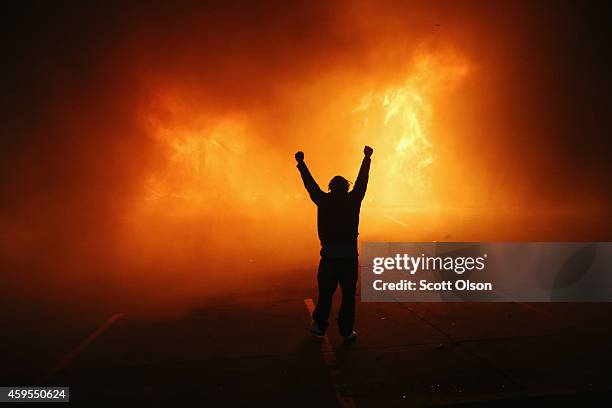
[295,151,324,205]
[352,145,373,200]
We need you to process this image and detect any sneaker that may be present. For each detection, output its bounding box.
[343,330,358,344]
[307,321,325,337]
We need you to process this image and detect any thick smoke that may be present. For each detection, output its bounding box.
[1,1,611,314]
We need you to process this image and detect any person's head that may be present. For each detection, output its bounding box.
[328,175,350,194]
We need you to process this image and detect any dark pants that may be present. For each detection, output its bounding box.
[312,256,358,337]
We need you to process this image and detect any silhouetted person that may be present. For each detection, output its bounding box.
[295,146,373,343]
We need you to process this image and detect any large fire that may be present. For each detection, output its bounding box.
[115,51,472,286]
[4,1,610,316]
[352,53,469,208]
[140,52,469,221]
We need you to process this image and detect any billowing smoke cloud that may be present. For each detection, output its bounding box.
[1,1,611,314]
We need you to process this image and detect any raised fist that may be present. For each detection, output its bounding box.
[364,145,373,158]
[295,151,305,162]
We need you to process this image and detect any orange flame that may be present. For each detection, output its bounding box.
[353,53,469,208]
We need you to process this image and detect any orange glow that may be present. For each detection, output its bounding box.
[144,119,251,216]
[111,50,474,304]
[138,52,469,218]
[352,53,469,207]
[5,2,609,316]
